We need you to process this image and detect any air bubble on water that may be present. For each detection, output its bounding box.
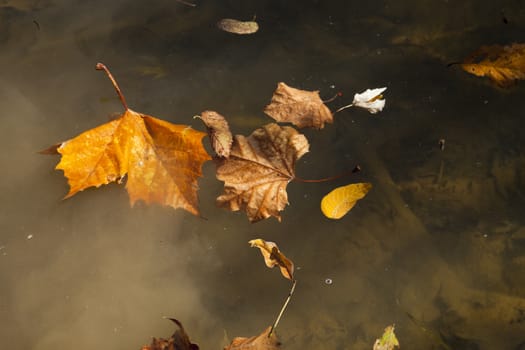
[325,278,333,285]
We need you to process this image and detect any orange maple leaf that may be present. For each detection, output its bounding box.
[48,63,210,215]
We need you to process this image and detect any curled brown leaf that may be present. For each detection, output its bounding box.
[195,110,233,158]
[249,238,294,280]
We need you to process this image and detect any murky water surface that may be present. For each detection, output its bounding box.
[1,1,525,349]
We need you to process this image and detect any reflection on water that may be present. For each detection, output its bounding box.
[1,0,525,349]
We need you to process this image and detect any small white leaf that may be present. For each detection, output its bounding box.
[352,87,387,114]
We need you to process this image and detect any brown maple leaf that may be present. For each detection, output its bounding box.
[47,63,210,215]
[264,82,333,129]
[224,326,280,350]
[195,110,233,158]
[141,318,199,350]
[215,123,309,222]
[459,43,525,87]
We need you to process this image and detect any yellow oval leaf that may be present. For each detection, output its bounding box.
[320,183,372,219]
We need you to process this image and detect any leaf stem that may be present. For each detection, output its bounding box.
[294,166,361,183]
[323,91,343,103]
[269,279,296,337]
[95,63,129,110]
[334,103,354,113]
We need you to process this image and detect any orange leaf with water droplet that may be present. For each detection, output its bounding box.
[45,63,210,215]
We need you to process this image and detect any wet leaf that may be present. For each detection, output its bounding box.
[321,183,372,219]
[264,82,333,129]
[215,123,309,222]
[46,63,210,216]
[249,238,294,280]
[217,18,259,34]
[224,326,280,350]
[215,121,307,222]
[141,318,199,350]
[460,43,525,87]
[195,110,233,158]
[352,87,387,114]
[373,325,399,350]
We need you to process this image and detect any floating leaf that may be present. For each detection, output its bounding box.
[195,110,233,158]
[249,239,294,280]
[335,87,387,114]
[217,18,259,34]
[352,87,387,114]
[321,183,372,219]
[373,325,399,350]
[264,82,333,129]
[215,123,309,222]
[45,63,210,215]
[224,326,280,350]
[460,43,525,87]
[141,318,199,350]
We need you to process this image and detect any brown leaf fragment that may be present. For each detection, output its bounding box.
[460,43,525,87]
[141,318,199,350]
[264,82,333,129]
[217,18,259,34]
[54,109,210,215]
[215,123,309,222]
[196,110,233,158]
[224,326,280,350]
[249,238,294,280]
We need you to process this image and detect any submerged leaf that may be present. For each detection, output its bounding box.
[224,326,280,350]
[264,82,333,129]
[249,239,294,280]
[321,183,372,219]
[217,18,259,34]
[460,43,525,87]
[373,325,399,350]
[215,123,309,222]
[195,110,233,158]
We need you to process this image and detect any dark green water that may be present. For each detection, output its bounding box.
[1,1,525,349]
